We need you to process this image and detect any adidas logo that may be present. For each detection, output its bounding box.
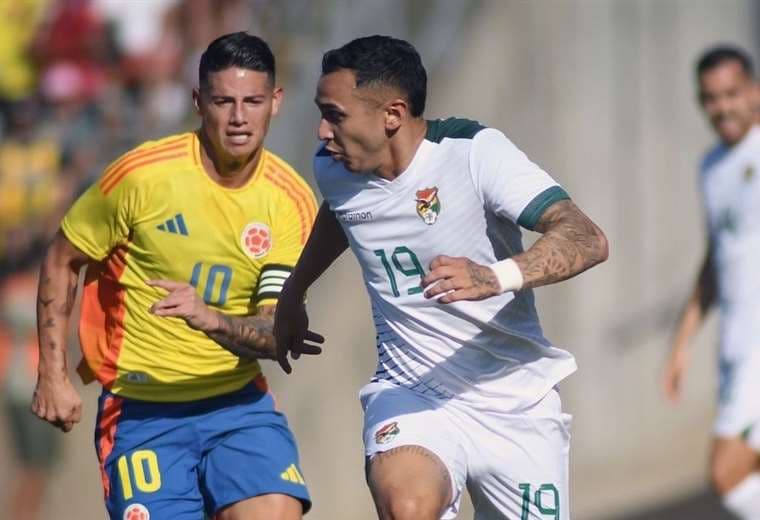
[280,464,305,485]
[157,214,188,235]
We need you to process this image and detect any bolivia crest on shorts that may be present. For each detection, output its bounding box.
[415,187,441,225]
[241,222,272,259]
[123,503,150,520]
[375,421,400,444]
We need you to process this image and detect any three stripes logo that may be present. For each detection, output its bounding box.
[157,214,189,236]
[280,464,306,485]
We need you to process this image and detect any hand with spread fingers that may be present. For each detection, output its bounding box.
[421,255,502,304]
[274,281,324,374]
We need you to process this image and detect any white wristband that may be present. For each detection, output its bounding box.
[489,258,524,293]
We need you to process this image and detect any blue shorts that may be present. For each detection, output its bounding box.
[94,380,310,519]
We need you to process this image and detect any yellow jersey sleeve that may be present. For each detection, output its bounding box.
[256,161,317,306]
[61,159,143,260]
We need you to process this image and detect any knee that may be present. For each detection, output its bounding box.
[380,494,440,520]
[711,457,751,496]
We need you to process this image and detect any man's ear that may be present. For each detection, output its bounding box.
[384,98,409,131]
[192,88,201,114]
[271,86,284,117]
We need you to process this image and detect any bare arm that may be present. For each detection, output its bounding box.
[285,202,349,296]
[662,245,716,402]
[149,205,343,361]
[671,246,716,350]
[422,199,608,302]
[148,283,322,360]
[274,202,348,373]
[513,199,609,289]
[32,231,88,432]
[207,305,277,359]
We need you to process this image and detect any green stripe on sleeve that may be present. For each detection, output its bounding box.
[517,186,570,230]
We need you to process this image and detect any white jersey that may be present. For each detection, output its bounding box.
[314,118,577,410]
[701,125,760,362]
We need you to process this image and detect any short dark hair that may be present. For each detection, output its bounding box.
[697,45,754,79]
[322,35,427,117]
[199,32,275,90]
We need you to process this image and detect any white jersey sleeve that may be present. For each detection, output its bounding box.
[470,128,569,230]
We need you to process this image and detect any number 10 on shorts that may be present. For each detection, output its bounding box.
[117,450,162,500]
[519,483,560,519]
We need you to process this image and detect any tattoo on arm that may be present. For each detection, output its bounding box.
[514,200,608,289]
[37,249,81,375]
[206,305,277,360]
[467,262,500,292]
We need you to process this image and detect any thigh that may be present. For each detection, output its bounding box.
[216,493,303,520]
[361,382,467,520]
[95,393,205,520]
[199,391,310,517]
[710,436,760,494]
[466,390,571,520]
[368,445,452,520]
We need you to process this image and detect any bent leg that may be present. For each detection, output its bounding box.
[216,493,302,520]
[200,389,310,518]
[711,437,759,495]
[360,382,468,520]
[368,445,452,520]
[467,390,570,520]
[711,436,760,519]
[713,356,760,518]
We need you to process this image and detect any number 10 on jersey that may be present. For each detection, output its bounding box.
[373,246,424,297]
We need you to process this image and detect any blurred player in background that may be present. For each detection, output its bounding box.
[0,96,70,520]
[275,35,608,519]
[663,45,760,518]
[31,32,318,520]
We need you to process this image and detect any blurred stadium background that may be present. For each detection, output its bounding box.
[0,0,757,518]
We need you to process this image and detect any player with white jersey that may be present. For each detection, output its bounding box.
[315,117,578,410]
[274,36,608,520]
[663,46,760,519]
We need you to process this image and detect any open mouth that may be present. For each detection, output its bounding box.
[226,132,252,145]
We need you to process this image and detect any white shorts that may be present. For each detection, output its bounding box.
[714,354,760,450]
[360,381,572,520]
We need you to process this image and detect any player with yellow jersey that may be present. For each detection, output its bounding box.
[32,33,320,520]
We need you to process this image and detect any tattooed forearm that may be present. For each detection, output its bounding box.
[514,200,608,290]
[37,232,88,375]
[206,306,277,360]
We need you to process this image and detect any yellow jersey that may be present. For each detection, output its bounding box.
[61,132,317,401]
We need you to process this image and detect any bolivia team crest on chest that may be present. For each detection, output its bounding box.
[241,222,272,259]
[375,421,400,444]
[415,187,441,225]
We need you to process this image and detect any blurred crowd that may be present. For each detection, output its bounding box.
[0,1,258,518]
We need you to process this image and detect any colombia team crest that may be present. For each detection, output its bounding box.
[415,187,441,225]
[123,503,150,520]
[375,421,400,444]
[240,222,272,259]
